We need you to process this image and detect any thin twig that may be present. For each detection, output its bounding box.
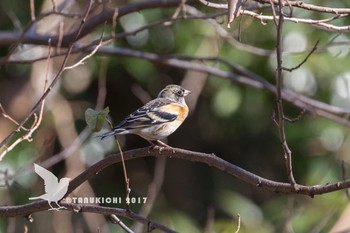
[283,40,320,72]
[111,8,119,39]
[341,160,350,201]
[63,34,104,70]
[0,104,29,131]
[235,213,241,233]
[132,156,167,232]
[96,58,109,111]
[0,56,110,184]
[203,207,215,233]
[109,215,134,233]
[200,0,350,14]
[116,139,131,210]
[30,0,36,21]
[273,0,297,186]
[284,109,306,123]
[0,0,94,151]
[256,0,350,14]
[50,0,57,12]
[0,38,52,160]
[105,118,131,210]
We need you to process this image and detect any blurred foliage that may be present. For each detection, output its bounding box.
[85,107,110,132]
[1,0,350,232]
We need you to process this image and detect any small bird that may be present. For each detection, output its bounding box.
[29,164,70,211]
[99,85,191,146]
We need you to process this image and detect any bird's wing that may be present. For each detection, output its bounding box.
[50,178,70,201]
[33,164,59,195]
[114,99,178,130]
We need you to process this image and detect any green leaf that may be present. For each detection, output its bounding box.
[85,107,109,132]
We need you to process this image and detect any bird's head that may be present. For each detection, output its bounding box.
[158,85,191,104]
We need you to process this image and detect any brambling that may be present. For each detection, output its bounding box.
[99,85,190,146]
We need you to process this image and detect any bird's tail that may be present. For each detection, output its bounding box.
[97,128,127,140]
[28,196,40,200]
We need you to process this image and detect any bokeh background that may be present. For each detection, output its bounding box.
[1,0,350,232]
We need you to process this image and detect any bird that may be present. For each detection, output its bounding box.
[98,84,191,146]
[29,164,71,211]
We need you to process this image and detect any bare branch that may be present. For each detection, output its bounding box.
[282,40,320,72]
[255,0,350,14]
[109,215,135,233]
[273,0,296,186]
[243,10,350,32]
[235,214,241,233]
[30,0,36,21]
[0,38,52,160]
[0,0,95,152]
[132,157,167,232]
[0,104,29,131]
[0,200,177,233]
[3,145,350,221]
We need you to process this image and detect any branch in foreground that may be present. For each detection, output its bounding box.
[2,147,350,217]
[2,146,350,231]
[273,0,296,186]
[65,146,350,196]
[0,201,177,233]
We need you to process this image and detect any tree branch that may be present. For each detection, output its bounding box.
[2,146,350,231]
[2,38,349,127]
[0,0,94,154]
[273,0,297,186]
[3,146,350,216]
[0,201,177,233]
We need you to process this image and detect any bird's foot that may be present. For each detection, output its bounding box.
[148,140,169,153]
[155,140,169,148]
[48,206,67,211]
[48,202,67,211]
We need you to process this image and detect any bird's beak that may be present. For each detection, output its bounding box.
[184,89,191,96]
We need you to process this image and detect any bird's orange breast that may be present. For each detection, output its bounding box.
[159,103,189,121]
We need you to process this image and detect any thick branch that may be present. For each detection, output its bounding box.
[3,146,350,216]
[0,201,177,233]
[1,0,350,49]
[2,146,350,231]
[0,0,182,47]
[3,42,350,126]
[91,46,350,125]
[1,32,350,128]
[65,146,350,196]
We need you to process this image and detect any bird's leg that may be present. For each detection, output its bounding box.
[55,201,67,210]
[147,140,165,154]
[147,140,158,149]
[47,201,66,211]
[147,140,170,154]
[156,140,169,148]
[148,140,169,148]
[48,201,58,211]
[147,140,156,147]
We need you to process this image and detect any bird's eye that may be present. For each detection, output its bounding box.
[176,90,183,96]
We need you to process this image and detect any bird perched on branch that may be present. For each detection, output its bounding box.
[98,85,191,146]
